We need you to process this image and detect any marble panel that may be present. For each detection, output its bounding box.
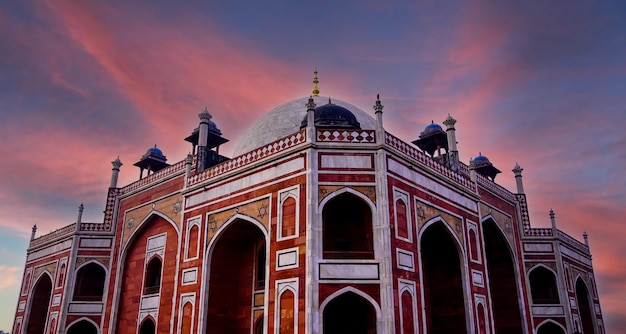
[319,263,379,280]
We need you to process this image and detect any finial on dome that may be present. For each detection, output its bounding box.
[312,67,320,96]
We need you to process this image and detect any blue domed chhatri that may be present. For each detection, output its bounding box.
[424,122,444,134]
[471,152,501,180]
[133,145,169,178]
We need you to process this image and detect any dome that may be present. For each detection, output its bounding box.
[300,102,361,129]
[424,122,443,133]
[474,154,489,163]
[147,146,163,156]
[233,96,376,157]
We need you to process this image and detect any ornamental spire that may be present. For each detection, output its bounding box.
[312,67,320,96]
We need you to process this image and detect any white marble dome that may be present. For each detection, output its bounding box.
[233,96,377,157]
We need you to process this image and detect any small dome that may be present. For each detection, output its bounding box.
[300,102,361,129]
[148,146,163,156]
[423,122,444,134]
[474,154,489,163]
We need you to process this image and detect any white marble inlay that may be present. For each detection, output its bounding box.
[388,159,478,211]
[182,268,197,284]
[277,248,299,269]
[18,301,25,311]
[79,238,112,248]
[146,234,166,251]
[560,245,593,266]
[141,295,160,310]
[68,302,104,314]
[26,240,72,262]
[570,297,577,309]
[320,154,372,169]
[319,263,379,280]
[532,306,564,315]
[472,270,484,287]
[396,249,414,271]
[523,243,553,252]
[187,157,304,207]
[595,304,601,314]
[52,294,62,306]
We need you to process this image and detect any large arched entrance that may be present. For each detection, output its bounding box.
[206,218,267,333]
[26,274,52,334]
[482,219,523,333]
[67,320,98,334]
[115,215,178,333]
[576,278,595,334]
[323,291,376,334]
[421,222,467,334]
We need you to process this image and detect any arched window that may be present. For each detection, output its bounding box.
[401,290,415,334]
[322,193,374,259]
[529,266,559,304]
[469,229,479,261]
[187,224,199,259]
[139,318,156,334]
[48,317,56,334]
[477,304,487,334]
[279,289,295,334]
[73,263,106,301]
[181,302,193,334]
[14,322,21,334]
[21,272,31,295]
[576,278,596,334]
[281,197,297,238]
[57,263,66,288]
[395,199,409,240]
[144,257,162,295]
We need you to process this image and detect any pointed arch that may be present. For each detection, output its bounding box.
[536,319,566,334]
[320,287,381,334]
[481,217,524,334]
[66,317,99,334]
[115,212,179,333]
[73,261,107,301]
[143,256,163,294]
[139,317,156,334]
[419,218,469,333]
[320,189,375,259]
[204,214,269,333]
[576,277,596,334]
[528,264,559,304]
[25,272,53,334]
[280,195,298,239]
[278,287,296,334]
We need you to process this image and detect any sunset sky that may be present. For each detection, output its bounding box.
[1,0,625,332]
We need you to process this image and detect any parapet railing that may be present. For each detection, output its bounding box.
[384,132,476,191]
[120,159,188,195]
[188,129,307,187]
[474,173,516,202]
[557,230,589,253]
[29,223,76,248]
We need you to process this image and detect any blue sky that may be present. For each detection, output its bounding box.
[1,0,625,331]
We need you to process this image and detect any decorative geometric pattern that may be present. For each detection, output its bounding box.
[517,194,531,232]
[188,130,306,187]
[384,132,476,191]
[316,129,375,143]
[121,158,190,195]
[80,188,122,232]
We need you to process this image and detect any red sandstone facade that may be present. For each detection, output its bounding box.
[13,94,604,333]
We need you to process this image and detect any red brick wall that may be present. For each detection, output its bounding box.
[115,216,178,333]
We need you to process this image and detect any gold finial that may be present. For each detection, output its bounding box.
[312,67,320,96]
